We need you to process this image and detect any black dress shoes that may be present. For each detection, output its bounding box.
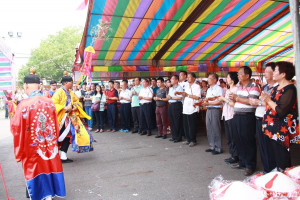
[61,158,73,163]
[244,169,255,176]
[155,135,162,138]
[162,135,167,139]
[205,148,214,152]
[132,130,138,134]
[173,140,182,143]
[231,163,245,170]
[212,150,223,155]
[169,138,174,141]
[224,157,238,164]
[140,132,146,135]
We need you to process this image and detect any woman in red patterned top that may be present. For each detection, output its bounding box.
[261,61,299,171]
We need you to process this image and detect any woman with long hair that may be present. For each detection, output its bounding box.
[92,85,106,133]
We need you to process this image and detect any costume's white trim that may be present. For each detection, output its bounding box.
[37,146,58,160]
[59,113,68,129]
[58,119,70,142]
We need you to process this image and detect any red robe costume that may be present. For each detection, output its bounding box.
[10,92,66,200]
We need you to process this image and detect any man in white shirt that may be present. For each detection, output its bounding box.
[138,78,153,136]
[203,73,224,154]
[179,70,188,139]
[167,75,184,143]
[179,71,188,91]
[119,80,132,132]
[181,73,201,147]
[74,85,82,98]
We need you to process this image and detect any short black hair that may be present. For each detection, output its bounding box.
[241,66,252,78]
[180,71,187,76]
[40,81,43,84]
[142,78,150,83]
[135,77,141,81]
[122,79,128,84]
[157,77,164,82]
[82,82,87,85]
[188,72,197,79]
[172,75,179,81]
[50,80,57,85]
[208,73,219,81]
[228,72,239,85]
[265,62,276,71]
[109,80,114,84]
[276,61,295,80]
[151,78,157,81]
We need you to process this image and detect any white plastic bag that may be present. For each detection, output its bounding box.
[253,171,300,199]
[285,166,300,185]
[209,176,266,200]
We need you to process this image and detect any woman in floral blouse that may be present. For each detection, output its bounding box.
[261,61,299,171]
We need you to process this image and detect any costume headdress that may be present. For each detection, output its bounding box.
[24,67,40,84]
[61,71,73,84]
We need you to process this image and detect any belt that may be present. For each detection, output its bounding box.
[107,102,117,105]
[120,102,131,104]
[235,112,254,115]
[207,107,221,110]
[139,102,151,105]
[256,116,263,120]
[169,101,181,104]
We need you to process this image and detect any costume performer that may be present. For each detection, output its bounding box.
[10,68,66,200]
[4,90,17,119]
[52,72,93,163]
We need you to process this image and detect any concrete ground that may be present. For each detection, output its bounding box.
[0,110,299,200]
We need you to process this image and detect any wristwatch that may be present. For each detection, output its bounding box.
[258,100,262,106]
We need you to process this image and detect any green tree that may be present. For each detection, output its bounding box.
[18,27,82,84]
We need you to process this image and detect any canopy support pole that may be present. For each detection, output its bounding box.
[289,0,300,131]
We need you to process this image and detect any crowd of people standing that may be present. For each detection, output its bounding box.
[69,62,299,177]
[7,61,300,179]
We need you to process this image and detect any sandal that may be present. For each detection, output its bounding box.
[95,129,100,133]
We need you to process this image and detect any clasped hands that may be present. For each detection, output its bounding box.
[64,103,77,113]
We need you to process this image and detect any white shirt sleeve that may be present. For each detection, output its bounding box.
[194,85,201,98]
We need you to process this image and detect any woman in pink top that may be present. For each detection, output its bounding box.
[218,72,239,164]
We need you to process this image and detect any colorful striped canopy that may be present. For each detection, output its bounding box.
[0,40,13,96]
[78,0,294,78]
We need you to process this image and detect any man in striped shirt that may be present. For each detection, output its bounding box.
[229,66,260,176]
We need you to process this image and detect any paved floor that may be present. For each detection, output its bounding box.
[0,111,299,200]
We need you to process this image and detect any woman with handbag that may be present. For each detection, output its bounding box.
[92,85,106,133]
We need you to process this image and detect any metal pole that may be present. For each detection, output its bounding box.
[289,1,300,127]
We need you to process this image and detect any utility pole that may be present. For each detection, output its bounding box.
[289,1,300,127]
